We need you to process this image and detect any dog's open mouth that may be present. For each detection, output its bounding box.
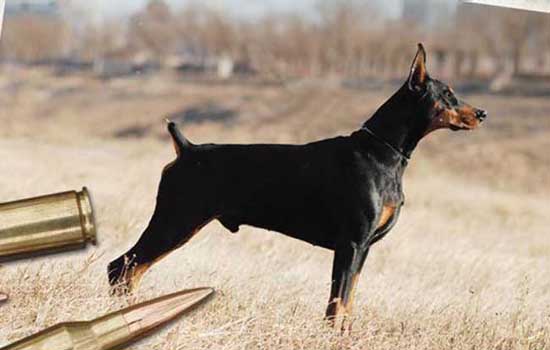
[450,124,467,131]
[450,124,468,131]
[450,121,480,131]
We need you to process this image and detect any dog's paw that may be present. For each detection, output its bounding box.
[109,283,132,297]
[107,255,134,295]
[324,302,354,335]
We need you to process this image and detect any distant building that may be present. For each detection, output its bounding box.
[5,0,59,17]
[217,56,234,79]
[402,0,455,27]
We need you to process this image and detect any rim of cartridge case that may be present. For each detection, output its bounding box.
[77,187,97,245]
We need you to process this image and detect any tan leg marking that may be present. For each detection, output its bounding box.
[128,262,152,291]
[344,273,360,314]
[128,221,212,291]
[377,205,396,230]
[326,297,347,327]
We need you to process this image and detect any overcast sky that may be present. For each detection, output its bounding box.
[81,0,319,19]
[77,0,403,20]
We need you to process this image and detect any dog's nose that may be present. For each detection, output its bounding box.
[475,109,487,121]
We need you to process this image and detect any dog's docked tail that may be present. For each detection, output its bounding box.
[166,118,193,156]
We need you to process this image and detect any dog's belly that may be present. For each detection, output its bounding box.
[218,211,337,250]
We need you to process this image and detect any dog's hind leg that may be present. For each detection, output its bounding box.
[108,120,212,292]
[108,208,213,292]
[325,242,369,331]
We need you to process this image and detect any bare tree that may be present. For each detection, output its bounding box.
[1,15,69,62]
[128,0,178,60]
[5,0,550,81]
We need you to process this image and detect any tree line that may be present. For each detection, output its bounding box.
[1,0,549,80]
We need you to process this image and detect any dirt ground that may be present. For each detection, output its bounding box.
[0,67,549,349]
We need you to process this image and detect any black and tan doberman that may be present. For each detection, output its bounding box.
[108,44,486,329]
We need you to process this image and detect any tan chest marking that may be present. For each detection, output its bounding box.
[377,205,396,229]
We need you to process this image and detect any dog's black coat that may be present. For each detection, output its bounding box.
[161,132,404,249]
[108,44,486,326]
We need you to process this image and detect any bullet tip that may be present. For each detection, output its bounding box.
[123,287,215,336]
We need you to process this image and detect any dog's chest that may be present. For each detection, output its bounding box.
[374,175,405,230]
[377,205,397,229]
[378,173,404,205]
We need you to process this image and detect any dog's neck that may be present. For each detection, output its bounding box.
[361,85,430,161]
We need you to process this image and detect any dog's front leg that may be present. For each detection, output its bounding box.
[325,242,369,332]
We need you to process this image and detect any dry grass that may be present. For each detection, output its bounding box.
[0,68,549,349]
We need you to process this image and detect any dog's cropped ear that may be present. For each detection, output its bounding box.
[165,119,191,156]
[407,43,428,92]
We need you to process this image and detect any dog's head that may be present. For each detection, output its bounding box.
[406,44,487,135]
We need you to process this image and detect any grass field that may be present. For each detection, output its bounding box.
[0,68,549,349]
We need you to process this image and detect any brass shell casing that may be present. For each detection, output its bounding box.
[0,315,129,350]
[2,314,131,350]
[0,188,97,261]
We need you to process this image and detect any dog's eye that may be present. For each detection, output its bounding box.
[444,90,457,104]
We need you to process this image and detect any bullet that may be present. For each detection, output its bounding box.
[0,292,7,304]
[0,287,214,350]
[0,188,97,262]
